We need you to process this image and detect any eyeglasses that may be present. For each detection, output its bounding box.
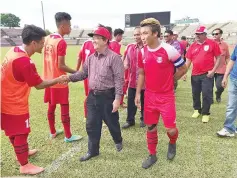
[195,33,205,36]
[212,33,220,36]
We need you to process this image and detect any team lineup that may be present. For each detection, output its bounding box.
[1,12,237,175]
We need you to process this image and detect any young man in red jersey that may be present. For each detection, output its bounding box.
[1,25,67,175]
[43,12,82,142]
[135,18,187,169]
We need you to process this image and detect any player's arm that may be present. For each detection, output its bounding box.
[135,51,145,109]
[169,46,187,80]
[17,59,66,90]
[58,56,76,74]
[222,45,237,88]
[58,40,76,74]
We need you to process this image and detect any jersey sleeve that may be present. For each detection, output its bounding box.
[167,45,185,68]
[57,39,67,56]
[13,57,43,87]
[138,50,144,69]
[231,45,237,61]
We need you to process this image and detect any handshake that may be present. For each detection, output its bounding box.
[56,75,70,84]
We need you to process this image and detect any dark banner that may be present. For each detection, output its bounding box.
[125,11,171,27]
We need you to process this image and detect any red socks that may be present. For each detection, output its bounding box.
[147,130,158,155]
[47,103,56,134]
[10,134,29,166]
[47,103,72,138]
[167,128,179,144]
[61,104,72,139]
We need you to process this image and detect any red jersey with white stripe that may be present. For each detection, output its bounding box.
[138,43,185,94]
[79,39,95,63]
[109,40,121,55]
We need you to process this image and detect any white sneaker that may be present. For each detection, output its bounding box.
[217,128,235,137]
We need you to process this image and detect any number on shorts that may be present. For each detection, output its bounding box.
[25,119,30,128]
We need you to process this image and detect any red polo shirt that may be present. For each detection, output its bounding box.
[109,40,121,55]
[186,38,221,76]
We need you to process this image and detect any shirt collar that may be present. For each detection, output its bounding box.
[134,43,144,49]
[94,47,109,57]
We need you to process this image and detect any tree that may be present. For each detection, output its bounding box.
[1,13,21,27]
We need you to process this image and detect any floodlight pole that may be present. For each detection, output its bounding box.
[41,1,46,30]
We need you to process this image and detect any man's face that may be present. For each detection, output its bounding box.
[33,37,45,53]
[116,34,123,42]
[160,34,163,40]
[61,20,71,35]
[164,33,173,42]
[133,28,141,44]
[195,33,206,43]
[141,26,157,46]
[92,35,107,50]
[173,34,178,40]
[212,30,222,41]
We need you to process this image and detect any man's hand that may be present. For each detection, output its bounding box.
[207,70,215,78]
[57,75,70,84]
[181,74,187,81]
[222,77,228,88]
[135,93,141,109]
[112,99,120,113]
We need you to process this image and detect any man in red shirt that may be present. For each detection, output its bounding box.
[43,12,82,142]
[135,18,187,169]
[212,28,230,103]
[122,27,145,129]
[180,36,189,62]
[109,28,124,55]
[186,26,221,123]
[1,25,66,175]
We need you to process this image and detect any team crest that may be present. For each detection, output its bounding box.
[156,57,162,63]
[204,45,209,51]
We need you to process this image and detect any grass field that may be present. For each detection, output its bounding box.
[1,45,236,178]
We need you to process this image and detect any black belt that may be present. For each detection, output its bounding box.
[90,88,115,96]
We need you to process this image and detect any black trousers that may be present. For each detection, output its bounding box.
[86,89,122,155]
[191,73,214,115]
[214,73,224,98]
[126,88,144,124]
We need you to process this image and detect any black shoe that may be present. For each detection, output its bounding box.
[122,122,135,129]
[216,97,221,103]
[167,143,176,160]
[142,154,157,169]
[79,153,99,162]
[140,121,146,128]
[115,142,123,152]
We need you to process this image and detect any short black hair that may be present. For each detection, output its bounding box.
[213,28,223,34]
[114,28,124,37]
[181,36,186,40]
[165,30,173,35]
[55,12,71,27]
[22,25,46,45]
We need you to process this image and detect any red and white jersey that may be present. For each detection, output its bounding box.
[78,39,95,63]
[109,40,121,55]
[138,43,185,94]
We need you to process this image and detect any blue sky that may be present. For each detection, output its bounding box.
[1,0,236,31]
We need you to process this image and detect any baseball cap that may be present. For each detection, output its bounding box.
[195,26,207,34]
[88,27,111,40]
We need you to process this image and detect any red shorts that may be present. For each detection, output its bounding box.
[144,90,176,128]
[1,113,31,136]
[44,87,69,105]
